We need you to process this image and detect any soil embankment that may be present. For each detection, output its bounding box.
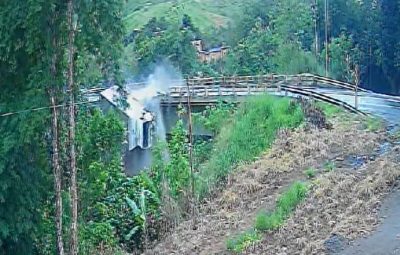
[145,113,395,255]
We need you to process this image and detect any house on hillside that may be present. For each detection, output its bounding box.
[191,39,229,63]
[100,86,154,151]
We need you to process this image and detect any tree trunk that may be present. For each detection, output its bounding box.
[50,10,64,255]
[67,0,78,254]
[50,89,64,255]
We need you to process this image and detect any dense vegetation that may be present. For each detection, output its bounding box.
[1,0,400,254]
[196,96,304,197]
[127,0,400,95]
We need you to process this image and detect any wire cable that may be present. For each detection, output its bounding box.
[0,101,95,117]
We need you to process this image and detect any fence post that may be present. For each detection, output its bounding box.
[353,65,360,110]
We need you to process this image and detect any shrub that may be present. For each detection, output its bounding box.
[365,117,383,132]
[193,101,237,135]
[277,182,308,215]
[226,230,261,253]
[255,211,283,231]
[304,167,316,179]
[255,182,308,232]
[324,161,336,172]
[316,102,343,118]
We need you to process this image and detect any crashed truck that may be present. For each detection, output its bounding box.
[100,86,154,150]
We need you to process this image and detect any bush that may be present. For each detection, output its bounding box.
[324,161,336,172]
[272,43,324,75]
[316,102,343,118]
[304,167,316,179]
[226,230,261,253]
[193,101,237,135]
[277,182,308,215]
[255,182,308,232]
[364,117,383,132]
[255,211,283,231]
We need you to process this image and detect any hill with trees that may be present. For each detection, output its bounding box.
[1,0,400,255]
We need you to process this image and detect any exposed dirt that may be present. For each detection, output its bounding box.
[145,115,385,255]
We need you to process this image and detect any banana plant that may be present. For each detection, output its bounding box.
[124,188,154,243]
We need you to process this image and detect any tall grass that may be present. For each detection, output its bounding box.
[255,182,308,232]
[226,230,261,253]
[226,182,308,252]
[196,96,304,198]
[315,102,343,118]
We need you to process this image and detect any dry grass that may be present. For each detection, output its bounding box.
[244,150,400,255]
[144,115,383,255]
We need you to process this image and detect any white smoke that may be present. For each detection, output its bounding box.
[127,65,183,104]
[125,64,184,141]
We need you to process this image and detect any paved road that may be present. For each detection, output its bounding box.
[316,88,400,255]
[316,88,400,127]
[338,188,400,255]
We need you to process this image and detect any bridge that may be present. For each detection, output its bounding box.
[90,73,400,118]
[158,74,371,114]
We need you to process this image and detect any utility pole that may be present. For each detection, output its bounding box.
[313,0,319,56]
[186,78,197,230]
[325,0,329,76]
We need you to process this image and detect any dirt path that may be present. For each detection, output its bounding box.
[337,186,400,255]
[145,115,383,255]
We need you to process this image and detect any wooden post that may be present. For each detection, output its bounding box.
[355,84,359,109]
[354,65,360,109]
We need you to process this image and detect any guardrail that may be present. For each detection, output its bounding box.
[165,74,370,114]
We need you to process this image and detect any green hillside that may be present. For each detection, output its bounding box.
[123,0,251,32]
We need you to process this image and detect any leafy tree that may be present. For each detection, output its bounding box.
[0,0,125,253]
[225,26,278,75]
[273,43,323,75]
[322,34,360,81]
[271,0,313,48]
[132,16,199,76]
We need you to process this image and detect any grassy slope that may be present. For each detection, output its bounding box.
[123,0,251,32]
[196,96,304,197]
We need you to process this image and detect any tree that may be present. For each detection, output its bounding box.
[380,0,400,94]
[322,34,361,81]
[66,0,78,253]
[0,0,125,254]
[132,16,199,76]
[0,1,56,253]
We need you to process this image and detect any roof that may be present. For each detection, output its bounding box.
[209,47,223,53]
[100,86,153,122]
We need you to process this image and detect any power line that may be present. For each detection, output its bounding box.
[0,101,95,118]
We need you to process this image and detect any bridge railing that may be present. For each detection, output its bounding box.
[115,73,368,94]
[183,73,366,91]
[165,73,369,113]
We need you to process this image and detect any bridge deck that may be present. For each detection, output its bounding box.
[160,74,367,114]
